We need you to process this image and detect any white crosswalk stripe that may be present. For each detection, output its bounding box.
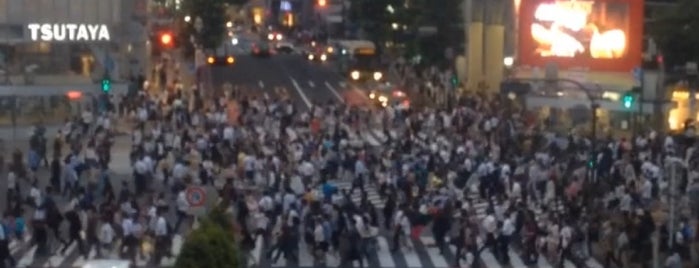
[266,232,524,268]
[10,234,185,268]
[331,180,385,209]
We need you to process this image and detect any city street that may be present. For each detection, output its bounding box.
[209,53,369,109]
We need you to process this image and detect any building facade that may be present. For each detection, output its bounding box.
[0,0,148,80]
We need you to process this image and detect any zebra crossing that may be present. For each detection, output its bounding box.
[331,180,385,209]
[8,234,184,268]
[259,231,602,268]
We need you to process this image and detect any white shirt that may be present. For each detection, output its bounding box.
[560,225,573,248]
[122,218,134,236]
[314,224,325,242]
[501,218,515,236]
[7,172,16,190]
[100,223,115,244]
[155,216,168,237]
[482,214,497,234]
[29,187,42,207]
[177,191,189,212]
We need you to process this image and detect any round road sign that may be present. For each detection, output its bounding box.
[186,186,206,207]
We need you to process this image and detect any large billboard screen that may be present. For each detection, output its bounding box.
[518,0,642,72]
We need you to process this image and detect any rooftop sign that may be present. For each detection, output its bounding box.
[27,23,110,42]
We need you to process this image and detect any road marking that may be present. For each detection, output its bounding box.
[339,82,347,88]
[308,81,315,87]
[258,80,264,88]
[324,82,344,102]
[17,245,37,268]
[290,78,312,108]
[44,242,76,267]
[352,86,369,100]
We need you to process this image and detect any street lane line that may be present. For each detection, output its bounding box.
[376,236,396,267]
[419,236,448,268]
[161,234,184,267]
[351,86,369,99]
[258,80,264,88]
[71,248,97,267]
[324,82,344,102]
[480,248,502,268]
[308,81,315,87]
[44,242,76,267]
[290,78,312,108]
[339,82,347,88]
[17,245,37,268]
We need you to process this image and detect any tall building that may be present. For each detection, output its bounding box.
[0,0,147,80]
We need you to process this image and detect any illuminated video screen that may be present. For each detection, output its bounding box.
[518,0,642,72]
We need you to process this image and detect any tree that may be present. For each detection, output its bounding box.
[174,217,240,268]
[649,0,699,68]
[179,0,228,50]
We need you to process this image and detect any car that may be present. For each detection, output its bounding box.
[368,83,410,109]
[275,42,295,54]
[252,42,273,57]
[304,47,328,62]
[205,45,236,65]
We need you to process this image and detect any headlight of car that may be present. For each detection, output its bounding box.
[378,96,388,103]
[373,72,383,81]
[320,54,327,61]
[308,54,314,60]
[369,93,375,99]
[351,71,360,80]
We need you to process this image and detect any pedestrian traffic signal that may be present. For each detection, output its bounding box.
[450,75,458,86]
[101,77,111,92]
[622,92,634,109]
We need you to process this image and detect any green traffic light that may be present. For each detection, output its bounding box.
[622,95,633,109]
[101,79,111,92]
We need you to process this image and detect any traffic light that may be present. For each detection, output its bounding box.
[101,76,111,92]
[622,92,634,109]
[160,32,173,47]
[318,0,326,7]
[450,74,458,86]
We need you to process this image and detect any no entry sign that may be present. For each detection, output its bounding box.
[186,186,206,207]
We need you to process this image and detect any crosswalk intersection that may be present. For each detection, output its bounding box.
[8,234,184,268]
[258,232,603,268]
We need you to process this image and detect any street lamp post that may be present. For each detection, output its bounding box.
[193,17,204,94]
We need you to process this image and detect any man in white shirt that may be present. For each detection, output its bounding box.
[481,211,497,252]
[559,224,574,267]
[173,188,190,232]
[499,214,516,263]
[151,209,172,265]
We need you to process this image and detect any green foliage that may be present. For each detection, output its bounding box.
[180,0,228,50]
[648,0,699,67]
[175,218,240,268]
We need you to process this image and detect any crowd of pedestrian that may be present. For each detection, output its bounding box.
[0,53,698,268]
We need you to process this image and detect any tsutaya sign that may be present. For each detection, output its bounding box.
[27,24,110,42]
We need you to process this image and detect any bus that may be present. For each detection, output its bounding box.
[336,40,384,82]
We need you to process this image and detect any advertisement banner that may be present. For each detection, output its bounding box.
[518,0,643,72]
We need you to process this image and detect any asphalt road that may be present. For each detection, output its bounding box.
[208,53,369,109]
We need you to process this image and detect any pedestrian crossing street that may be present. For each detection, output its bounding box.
[332,180,385,209]
[8,234,183,268]
[328,179,566,220]
[256,232,604,268]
